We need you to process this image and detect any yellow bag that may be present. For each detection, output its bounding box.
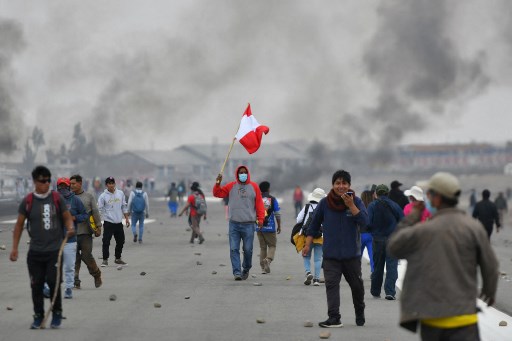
[293,234,306,253]
[89,215,101,236]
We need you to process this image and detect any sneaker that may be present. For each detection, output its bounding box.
[261,268,267,274]
[43,283,50,298]
[114,258,127,265]
[241,271,249,280]
[234,275,242,281]
[263,258,271,273]
[101,260,108,267]
[385,294,396,301]
[356,311,365,326]
[74,279,81,289]
[138,239,142,244]
[50,311,62,329]
[133,234,137,242]
[64,288,73,299]
[30,314,43,329]
[319,318,343,328]
[199,236,205,244]
[94,275,102,288]
[313,278,320,286]
[304,272,313,286]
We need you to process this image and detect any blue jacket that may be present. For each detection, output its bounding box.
[307,196,369,260]
[61,190,88,243]
[367,196,404,239]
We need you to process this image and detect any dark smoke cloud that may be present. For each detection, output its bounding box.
[341,0,489,149]
[0,18,25,154]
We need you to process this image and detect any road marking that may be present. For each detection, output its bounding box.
[362,252,511,339]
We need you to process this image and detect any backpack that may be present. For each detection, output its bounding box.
[290,204,310,245]
[131,191,146,213]
[262,196,275,226]
[25,191,62,236]
[193,192,207,215]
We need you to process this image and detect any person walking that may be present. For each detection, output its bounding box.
[494,192,508,230]
[9,165,75,329]
[302,170,369,328]
[472,189,500,239]
[256,181,281,274]
[297,188,326,285]
[97,177,130,267]
[167,182,179,218]
[403,185,431,222]
[388,172,499,341]
[178,182,206,244]
[360,190,375,273]
[367,184,404,301]
[389,180,409,209]
[127,181,149,244]
[56,177,89,299]
[213,166,265,281]
[293,185,304,217]
[70,174,103,290]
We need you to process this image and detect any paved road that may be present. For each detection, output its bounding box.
[0,196,510,341]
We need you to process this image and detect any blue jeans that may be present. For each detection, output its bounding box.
[63,242,77,290]
[360,233,374,272]
[228,221,256,276]
[303,243,323,279]
[370,237,398,297]
[168,201,178,215]
[131,212,145,241]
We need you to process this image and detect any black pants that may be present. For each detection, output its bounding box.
[323,257,365,320]
[102,221,125,260]
[421,323,480,341]
[27,249,62,315]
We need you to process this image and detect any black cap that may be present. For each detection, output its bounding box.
[105,176,115,184]
[191,181,200,191]
[390,180,402,189]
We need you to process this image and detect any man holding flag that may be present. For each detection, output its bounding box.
[213,104,268,280]
[213,166,265,280]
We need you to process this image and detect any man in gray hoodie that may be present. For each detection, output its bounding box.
[97,177,130,267]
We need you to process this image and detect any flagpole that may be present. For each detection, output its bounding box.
[219,104,248,176]
[219,137,236,176]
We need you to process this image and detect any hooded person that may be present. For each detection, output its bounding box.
[213,166,265,281]
[56,177,89,299]
[403,186,431,222]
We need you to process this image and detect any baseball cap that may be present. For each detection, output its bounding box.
[375,184,389,195]
[105,176,115,184]
[57,177,70,187]
[417,172,461,200]
[390,180,402,189]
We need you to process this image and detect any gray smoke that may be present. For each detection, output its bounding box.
[341,0,489,150]
[0,18,25,154]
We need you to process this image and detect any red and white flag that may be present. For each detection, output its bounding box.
[235,104,270,154]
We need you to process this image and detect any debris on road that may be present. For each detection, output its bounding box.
[211,271,217,275]
[303,321,313,327]
[140,272,146,276]
[499,320,508,326]
[256,318,265,324]
[154,303,162,308]
[109,294,117,301]
[319,331,331,339]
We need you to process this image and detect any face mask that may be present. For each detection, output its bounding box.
[58,188,71,197]
[238,173,248,182]
[425,198,437,214]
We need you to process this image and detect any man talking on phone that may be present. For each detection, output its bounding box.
[302,170,369,328]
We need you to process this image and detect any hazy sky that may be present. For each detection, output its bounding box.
[1,0,511,157]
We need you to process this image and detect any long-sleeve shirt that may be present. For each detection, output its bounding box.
[97,189,128,224]
[127,189,149,215]
[308,197,369,260]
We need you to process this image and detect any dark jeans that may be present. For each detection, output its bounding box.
[323,257,365,320]
[27,249,62,315]
[371,237,398,297]
[420,323,480,341]
[75,234,101,282]
[102,221,125,260]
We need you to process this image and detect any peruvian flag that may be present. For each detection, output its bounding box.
[235,104,270,154]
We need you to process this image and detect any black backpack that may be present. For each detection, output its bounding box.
[290,204,310,245]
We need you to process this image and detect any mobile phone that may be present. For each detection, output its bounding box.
[345,192,353,196]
